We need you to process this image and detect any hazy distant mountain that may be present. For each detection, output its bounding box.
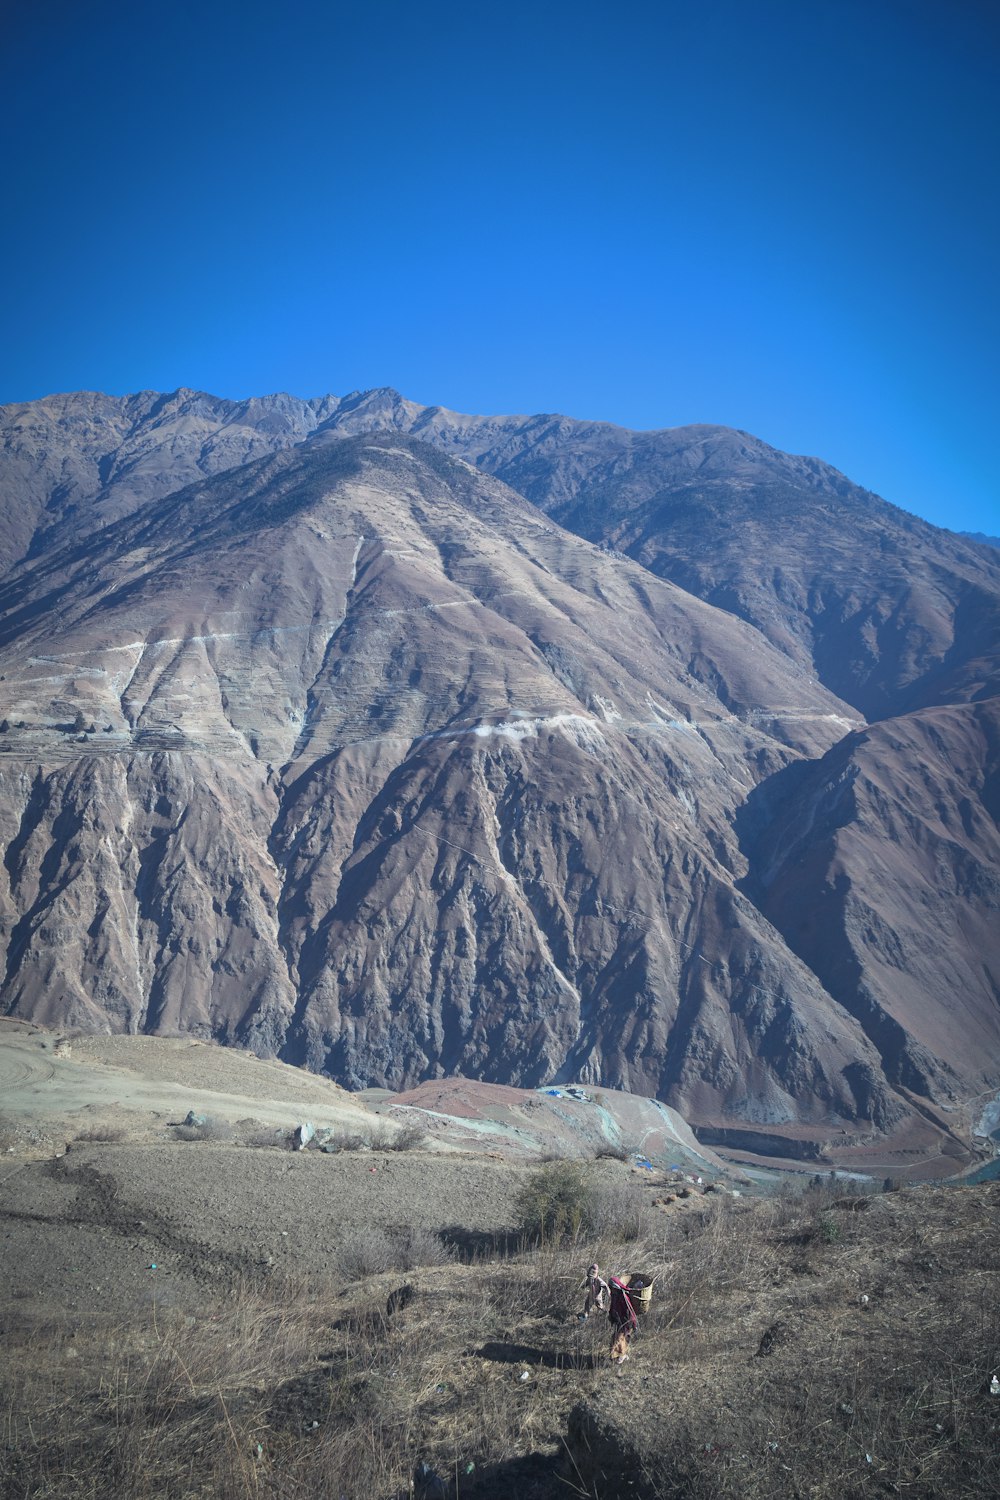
[1,389,997,1170]
[961,530,1000,550]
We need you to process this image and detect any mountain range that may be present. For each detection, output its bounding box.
[1,387,997,1172]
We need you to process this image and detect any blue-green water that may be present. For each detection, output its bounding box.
[960,1158,1000,1185]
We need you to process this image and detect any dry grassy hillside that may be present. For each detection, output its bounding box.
[1,1132,996,1499]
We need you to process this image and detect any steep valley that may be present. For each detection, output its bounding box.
[1,392,998,1174]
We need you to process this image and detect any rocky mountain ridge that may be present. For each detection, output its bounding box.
[1,389,997,1172]
[7,386,997,722]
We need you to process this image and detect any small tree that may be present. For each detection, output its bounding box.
[514,1161,595,1245]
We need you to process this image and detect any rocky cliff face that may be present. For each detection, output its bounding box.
[1,392,998,1165]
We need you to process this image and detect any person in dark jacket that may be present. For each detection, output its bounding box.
[607,1275,638,1363]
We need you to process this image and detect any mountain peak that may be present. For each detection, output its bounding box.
[0,383,997,1174]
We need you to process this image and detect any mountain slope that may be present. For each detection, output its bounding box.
[0,386,415,578]
[1,391,998,1168]
[740,697,1000,1099]
[360,400,1000,722]
[5,386,997,723]
[0,434,909,1145]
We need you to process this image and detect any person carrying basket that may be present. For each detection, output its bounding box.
[607,1274,639,1363]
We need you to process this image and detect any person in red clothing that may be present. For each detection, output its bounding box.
[607,1275,638,1363]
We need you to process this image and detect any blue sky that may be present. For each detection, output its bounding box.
[2,0,997,534]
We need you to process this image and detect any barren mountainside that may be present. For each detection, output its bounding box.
[1,389,998,1171]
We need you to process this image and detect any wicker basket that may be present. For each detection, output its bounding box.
[627,1274,653,1313]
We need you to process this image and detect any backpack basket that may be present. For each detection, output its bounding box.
[627,1273,653,1313]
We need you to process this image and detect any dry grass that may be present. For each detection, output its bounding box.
[1,1178,997,1499]
[172,1117,234,1144]
[72,1126,128,1144]
[570,1181,1000,1499]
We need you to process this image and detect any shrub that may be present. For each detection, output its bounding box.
[337,1226,453,1280]
[594,1142,629,1162]
[584,1176,655,1241]
[243,1126,293,1149]
[338,1228,404,1280]
[399,1228,454,1269]
[320,1129,368,1152]
[361,1120,427,1152]
[513,1162,595,1245]
[817,1212,841,1245]
[388,1121,427,1152]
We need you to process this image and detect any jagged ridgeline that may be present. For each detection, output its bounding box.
[1,389,998,1166]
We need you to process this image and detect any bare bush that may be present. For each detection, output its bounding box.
[594,1141,629,1161]
[319,1129,368,1152]
[388,1121,427,1152]
[337,1228,404,1280]
[362,1120,426,1151]
[336,1225,453,1280]
[584,1175,656,1241]
[243,1126,293,1149]
[399,1227,454,1269]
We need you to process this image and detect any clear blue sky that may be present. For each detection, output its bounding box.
[2,0,997,534]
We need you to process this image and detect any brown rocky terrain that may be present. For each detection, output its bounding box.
[0,388,345,578]
[1,390,998,1171]
[7,386,994,720]
[454,416,1000,722]
[741,700,1000,1103]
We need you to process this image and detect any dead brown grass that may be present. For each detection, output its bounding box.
[569,1181,1000,1499]
[172,1117,235,1144]
[1,1179,996,1499]
[72,1126,128,1144]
